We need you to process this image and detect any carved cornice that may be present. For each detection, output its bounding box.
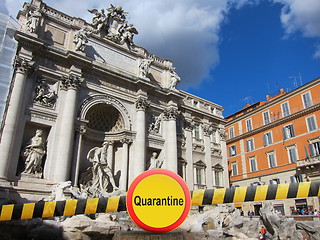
[60,74,83,90]
[135,97,150,111]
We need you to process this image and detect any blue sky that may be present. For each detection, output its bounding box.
[2,0,320,116]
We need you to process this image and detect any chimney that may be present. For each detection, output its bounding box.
[266,94,270,101]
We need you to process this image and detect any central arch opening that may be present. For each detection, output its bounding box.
[85,103,124,132]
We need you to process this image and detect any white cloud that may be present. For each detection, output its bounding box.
[274,0,320,57]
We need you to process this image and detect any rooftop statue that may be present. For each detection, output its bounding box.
[87,4,138,50]
[26,7,42,33]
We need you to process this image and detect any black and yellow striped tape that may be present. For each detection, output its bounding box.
[1,181,320,221]
[0,195,126,221]
[190,181,320,206]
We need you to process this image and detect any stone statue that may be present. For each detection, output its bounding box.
[73,28,91,52]
[34,80,57,107]
[88,8,107,32]
[169,67,180,90]
[148,152,163,170]
[22,129,46,176]
[26,8,42,33]
[87,142,118,192]
[87,4,138,50]
[139,58,153,78]
[119,22,138,49]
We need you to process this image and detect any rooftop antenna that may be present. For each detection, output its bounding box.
[289,76,298,89]
[299,72,302,86]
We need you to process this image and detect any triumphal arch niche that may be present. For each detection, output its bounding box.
[0,0,228,201]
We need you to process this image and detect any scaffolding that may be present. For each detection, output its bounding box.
[0,13,19,125]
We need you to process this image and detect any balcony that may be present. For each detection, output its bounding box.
[296,156,320,168]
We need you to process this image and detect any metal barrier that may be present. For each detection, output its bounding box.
[1,181,319,221]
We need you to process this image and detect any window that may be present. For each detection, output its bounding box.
[263,132,273,146]
[229,126,235,139]
[196,168,202,184]
[246,119,253,132]
[267,151,277,168]
[281,102,290,117]
[214,171,221,186]
[194,124,200,139]
[246,138,254,152]
[287,146,298,163]
[309,141,320,157]
[302,92,312,108]
[193,100,199,108]
[249,157,257,172]
[283,124,295,139]
[231,162,238,176]
[306,116,317,132]
[263,111,270,125]
[229,145,237,156]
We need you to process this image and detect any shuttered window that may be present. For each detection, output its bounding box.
[306,116,317,132]
[281,102,290,117]
[302,92,312,108]
[283,124,295,139]
[263,132,273,146]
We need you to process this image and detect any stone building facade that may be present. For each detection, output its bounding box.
[0,0,228,202]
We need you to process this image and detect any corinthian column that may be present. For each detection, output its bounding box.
[164,108,178,173]
[54,74,83,182]
[0,57,33,180]
[203,124,213,188]
[132,97,149,181]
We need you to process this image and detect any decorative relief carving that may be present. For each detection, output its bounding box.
[219,129,228,141]
[76,125,87,135]
[135,97,150,111]
[139,58,153,78]
[148,112,163,134]
[120,138,132,145]
[184,119,195,131]
[163,108,179,121]
[34,80,57,107]
[61,74,83,90]
[14,56,34,74]
[203,125,213,136]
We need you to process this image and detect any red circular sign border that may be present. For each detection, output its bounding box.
[126,169,191,233]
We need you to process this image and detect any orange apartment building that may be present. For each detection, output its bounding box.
[225,77,320,215]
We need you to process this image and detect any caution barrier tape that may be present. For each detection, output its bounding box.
[1,181,320,221]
